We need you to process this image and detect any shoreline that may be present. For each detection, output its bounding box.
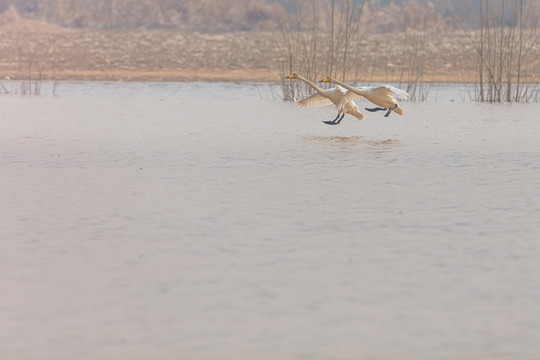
[1,69,477,84]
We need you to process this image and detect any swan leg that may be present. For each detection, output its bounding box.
[384,104,398,117]
[335,113,346,124]
[365,107,386,112]
[322,113,342,125]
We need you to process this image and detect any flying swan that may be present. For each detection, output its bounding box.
[286,73,364,125]
[320,77,409,117]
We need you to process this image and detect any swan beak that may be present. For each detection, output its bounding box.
[321,77,329,82]
[285,74,294,79]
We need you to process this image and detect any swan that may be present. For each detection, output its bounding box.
[320,77,408,117]
[286,73,364,125]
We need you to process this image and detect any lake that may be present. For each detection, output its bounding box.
[1,81,540,360]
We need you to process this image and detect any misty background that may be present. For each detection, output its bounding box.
[1,0,539,101]
[2,0,538,32]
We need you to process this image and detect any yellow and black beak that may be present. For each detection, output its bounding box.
[285,74,294,79]
[320,77,329,83]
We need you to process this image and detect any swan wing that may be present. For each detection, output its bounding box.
[297,93,334,108]
[344,90,364,101]
[383,85,409,101]
[334,85,347,94]
[338,90,363,109]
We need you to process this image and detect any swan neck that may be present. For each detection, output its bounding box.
[297,75,324,93]
[331,79,366,95]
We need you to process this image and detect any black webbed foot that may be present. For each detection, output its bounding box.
[365,107,386,112]
[322,113,345,125]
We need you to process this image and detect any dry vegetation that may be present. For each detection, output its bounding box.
[0,7,277,82]
[465,0,540,102]
[272,0,539,101]
[0,18,482,83]
[1,0,539,101]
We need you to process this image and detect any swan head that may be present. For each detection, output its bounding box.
[285,73,298,79]
[319,77,332,83]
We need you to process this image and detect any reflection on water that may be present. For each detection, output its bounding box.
[305,135,402,154]
[1,82,540,360]
[304,135,402,146]
[303,136,403,164]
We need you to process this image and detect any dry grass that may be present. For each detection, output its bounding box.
[0,18,276,82]
[0,17,539,85]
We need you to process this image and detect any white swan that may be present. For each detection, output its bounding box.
[320,77,408,117]
[286,73,364,125]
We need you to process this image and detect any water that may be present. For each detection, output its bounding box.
[1,82,540,360]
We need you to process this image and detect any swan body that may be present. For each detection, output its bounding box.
[286,73,364,124]
[321,77,408,116]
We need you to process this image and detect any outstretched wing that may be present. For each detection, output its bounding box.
[334,85,347,94]
[339,90,364,110]
[383,85,409,101]
[297,93,334,108]
[343,90,364,102]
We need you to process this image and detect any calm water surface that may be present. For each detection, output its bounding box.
[1,82,540,360]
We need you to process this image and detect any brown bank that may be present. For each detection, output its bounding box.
[1,17,537,84]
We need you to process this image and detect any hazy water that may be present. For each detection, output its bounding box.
[1,82,540,360]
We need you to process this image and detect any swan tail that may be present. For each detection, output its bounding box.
[348,111,365,122]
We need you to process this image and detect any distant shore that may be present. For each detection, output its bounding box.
[1,69,278,83]
[1,18,536,84]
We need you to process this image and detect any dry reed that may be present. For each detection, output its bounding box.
[271,0,366,101]
[19,57,43,96]
[464,0,539,102]
[0,56,57,96]
[271,0,435,102]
